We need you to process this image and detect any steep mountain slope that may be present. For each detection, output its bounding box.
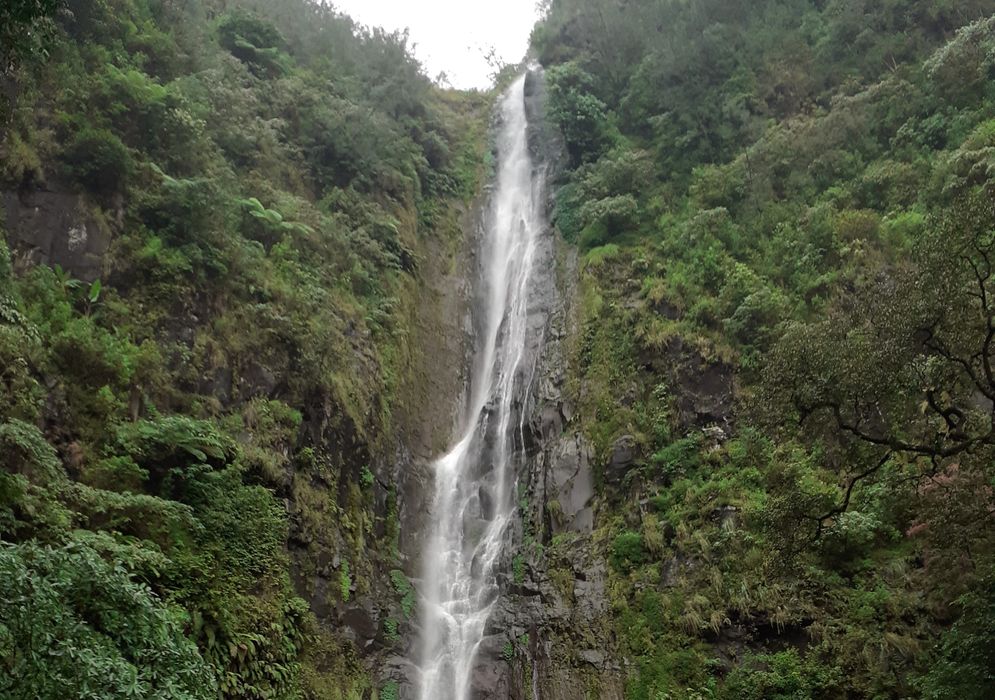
[0,1,488,697]
[523,1,995,698]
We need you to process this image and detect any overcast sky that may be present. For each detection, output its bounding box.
[331,0,542,89]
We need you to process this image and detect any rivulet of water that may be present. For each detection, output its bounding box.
[417,73,543,700]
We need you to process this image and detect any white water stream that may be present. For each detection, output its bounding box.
[417,74,542,700]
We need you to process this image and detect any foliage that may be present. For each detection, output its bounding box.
[390,569,416,618]
[0,0,489,696]
[61,127,133,195]
[0,419,61,482]
[512,552,526,584]
[545,62,614,165]
[383,617,399,643]
[216,10,291,78]
[379,680,399,700]
[0,0,59,78]
[534,1,995,697]
[610,531,645,573]
[719,650,842,700]
[340,560,352,602]
[0,540,215,700]
[919,566,995,699]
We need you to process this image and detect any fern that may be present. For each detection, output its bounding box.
[390,569,415,618]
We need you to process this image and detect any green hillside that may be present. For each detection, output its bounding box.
[533,1,995,697]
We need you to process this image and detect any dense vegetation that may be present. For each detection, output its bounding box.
[6,0,995,698]
[0,0,485,697]
[533,0,995,698]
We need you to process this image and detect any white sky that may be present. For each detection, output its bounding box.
[331,0,541,90]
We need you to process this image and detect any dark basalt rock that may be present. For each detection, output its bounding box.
[199,367,233,405]
[381,655,420,700]
[524,67,568,186]
[2,189,111,281]
[342,600,380,649]
[678,359,734,428]
[549,433,594,533]
[605,434,639,483]
[238,359,278,398]
[639,335,736,430]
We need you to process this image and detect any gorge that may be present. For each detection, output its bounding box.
[4,2,995,700]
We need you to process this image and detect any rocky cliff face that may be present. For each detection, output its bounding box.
[362,68,627,700]
[2,136,488,700]
[446,69,625,700]
[370,184,488,699]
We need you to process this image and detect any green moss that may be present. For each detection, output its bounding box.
[610,532,645,573]
[340,560,351,603]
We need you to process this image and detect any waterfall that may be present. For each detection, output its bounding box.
[417,73,544,700]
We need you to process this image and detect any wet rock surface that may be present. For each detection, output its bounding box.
[456,68,624,700]
[524,70,567,179]
[548,433,594,533]
[640,335,736,430]
[304,68,625,700]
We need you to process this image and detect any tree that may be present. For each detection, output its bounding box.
[0,0,60,127]
[0,0,59,75]
[546,62,614,165]
[920,566,995,699]
[761,193,995,532]
[61,127,133,195]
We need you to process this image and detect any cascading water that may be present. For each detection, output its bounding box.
[417,74,544,700]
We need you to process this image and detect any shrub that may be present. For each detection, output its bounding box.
[513,553,525,584]
[0,0,59,76]
[834,209,881,243]
[217,11,291,77]
[390,569,415,618]
[380,680,399,700]
[83,455,147,492]
[0,540,215,700]
[547,62,614,165]
[61,127,132,195]
[920,566,995,700]
[579,194,639,244]
[719,650,841,700]
[611,531,646,573]
[114,416,233,479]
[340,560,351,602]
[0,419,61,483]
[651,435,703,481]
